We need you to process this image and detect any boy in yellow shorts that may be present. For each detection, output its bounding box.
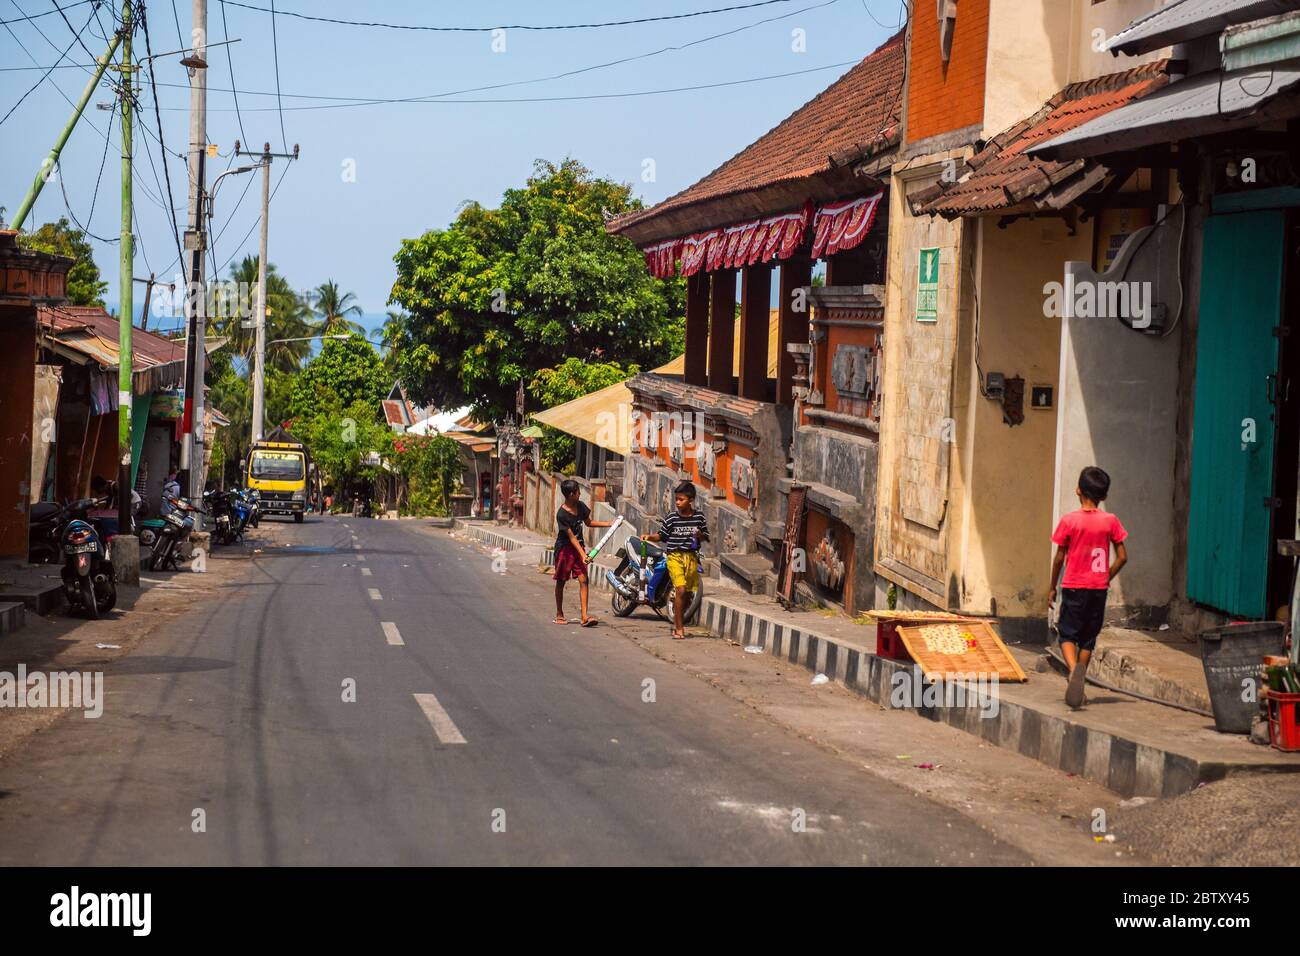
[642,481,709,639]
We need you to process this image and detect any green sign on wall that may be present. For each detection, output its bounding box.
[916,247,940,323]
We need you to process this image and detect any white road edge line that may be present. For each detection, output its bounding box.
[368,588,382,600]
[414,693,466,744]
[381,622,404,646]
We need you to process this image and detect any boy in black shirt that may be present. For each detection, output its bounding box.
[640,481,709,639]
[553,478,612,626]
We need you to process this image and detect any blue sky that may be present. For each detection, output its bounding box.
[1,0,900,337]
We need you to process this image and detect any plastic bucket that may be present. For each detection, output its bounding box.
[1198,621,1287,734]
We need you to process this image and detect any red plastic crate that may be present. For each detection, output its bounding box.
[1266,690,1300,752]
[876,620,911,660]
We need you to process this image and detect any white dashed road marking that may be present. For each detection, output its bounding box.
[368,588,382,600]
[361,567,372,576]
[414,693,466,744]
[381,622,404,646]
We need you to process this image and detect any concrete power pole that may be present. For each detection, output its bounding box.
[237,141,297,443]
[182,0,208,501]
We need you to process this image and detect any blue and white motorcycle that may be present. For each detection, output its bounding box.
[606,536,703,624]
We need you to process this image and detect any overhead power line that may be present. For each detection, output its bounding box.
[151,60,863,112]
[139,1,189,277]
[219,0,805,32]
[0,0,94,127]
[0,0,94,25]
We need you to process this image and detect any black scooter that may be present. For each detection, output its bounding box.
[145,494,199,572]
[58,497,117,619]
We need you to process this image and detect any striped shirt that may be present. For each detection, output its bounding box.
[659,510,708,552]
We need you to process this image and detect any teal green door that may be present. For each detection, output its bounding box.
[1187,210,1283,618]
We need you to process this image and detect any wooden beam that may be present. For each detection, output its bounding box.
[684,271,709,386]
[739,265,771,401]
[708,270,737,394]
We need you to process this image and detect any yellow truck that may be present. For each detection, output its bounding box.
[246,439,311,522]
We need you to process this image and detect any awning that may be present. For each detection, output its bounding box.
[532,380,634,456]
[1031,67,1300,160]
[642,192,883,279]
[1106,0,1297,56]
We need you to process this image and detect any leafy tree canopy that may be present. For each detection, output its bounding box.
[289,333,388,420]
[17,218,107,307]
[530,357,636,472]
[388,158,684,420]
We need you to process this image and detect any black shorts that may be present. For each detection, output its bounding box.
[1058,587,1107,652]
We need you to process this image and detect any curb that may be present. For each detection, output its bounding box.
[700,595,1300,798]
[0,601,25,637]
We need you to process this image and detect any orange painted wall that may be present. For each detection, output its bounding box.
[905,0,989,144]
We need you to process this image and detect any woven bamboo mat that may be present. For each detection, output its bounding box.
[896,621,1029,683]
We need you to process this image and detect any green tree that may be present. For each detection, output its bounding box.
[391,433,463,516]
[295,394,391,500]
[289,333,388,420]
[17,218,107,306]
[311,279,366,336]
[530,357,635,471]
[389,158,684,420]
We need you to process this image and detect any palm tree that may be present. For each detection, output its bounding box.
[312,279,366,337]
[211,256,315,373]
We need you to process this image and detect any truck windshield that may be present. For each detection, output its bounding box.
[251,453,304,481]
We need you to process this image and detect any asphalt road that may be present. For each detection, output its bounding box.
[0,515,1034,865]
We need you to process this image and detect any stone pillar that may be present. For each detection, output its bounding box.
[684,271,710,387]
[707,269,736,393]
[739,264,771,401]
[777,256,813,407]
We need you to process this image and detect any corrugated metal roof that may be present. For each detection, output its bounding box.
[913,63,1168,218]
[1031,65,1300,159]
[1107,0,1299,55]
[37,303,190,394]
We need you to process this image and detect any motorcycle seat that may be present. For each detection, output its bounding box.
[30,502,61,524]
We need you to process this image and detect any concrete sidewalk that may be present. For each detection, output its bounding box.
[698,592,1300,797]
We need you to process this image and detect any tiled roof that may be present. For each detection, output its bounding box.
[609,30,904,243]
[912,62,1169,219]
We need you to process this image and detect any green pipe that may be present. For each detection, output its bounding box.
[10,31,123,232]
[118,2,132,463]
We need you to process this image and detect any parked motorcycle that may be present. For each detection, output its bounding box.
[28,501,64,564]
[228,487,257,539]
[58,497,117,619]
[204,488,234,545]
[145,494,198,572]
[606,536,703,624]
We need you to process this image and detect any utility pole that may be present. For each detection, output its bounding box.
[235,139,298,442]
[116,0,134,538]
[133,274,175,332]
[180,0,209,503]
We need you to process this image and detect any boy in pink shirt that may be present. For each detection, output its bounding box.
[1048,467,1129,709]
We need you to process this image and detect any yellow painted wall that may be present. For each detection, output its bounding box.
[983,0,1170,139]
[875,154,973,606]
[952,217,1093,618]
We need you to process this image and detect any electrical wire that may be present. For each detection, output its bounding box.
[219,0,805,32]
[0,0,94,127]
[49,0,102,64]
[267,0,286,150]
[153,60,865,113]
[138,0,190,277]
[56,94,116,241]
[217,0,246,144]
[214,161,287,276]
[140,0,842,111]
[0,0,93,24]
